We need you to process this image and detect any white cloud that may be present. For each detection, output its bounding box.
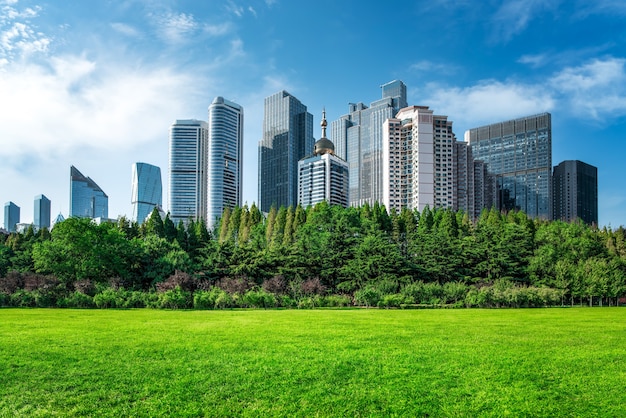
[419,80,555,131]
[111,22,141,38]
[0,2,49,60]
[491,0,561,42]
[226,1,245,17]
[550,57,626,118]
[517,53,548,68]
[154,12,198,44]
[410,60,458,75]
[0,55,201,161]
[203,22,231,36]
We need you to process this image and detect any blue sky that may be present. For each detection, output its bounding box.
[1,0,626,227]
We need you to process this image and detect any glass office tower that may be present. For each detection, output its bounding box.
[169,119,208,225]
[553,160,598,225]
[34,194,51,230]
[70,166,108,219]
[330,80,407,206]
[465,113,552,219]
[207,97,243,228]
[4,201,20,232]
[131,162,162,224]
[258,91,314,212]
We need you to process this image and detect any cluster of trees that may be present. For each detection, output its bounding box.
[1,202,625,309]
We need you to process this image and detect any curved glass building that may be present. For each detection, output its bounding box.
[70,166,108,219]
[169,119,208,226]
[207,97,243,228]
[131,162,162,224]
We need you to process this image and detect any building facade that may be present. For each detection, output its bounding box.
[258,91,314,212]
[552,160,598,225]
[169,119,208,225]
[298,112,349,208]
[4,201,20,232]
[465,113,552,219]
[34,194,51,230]
[330,80,407,207]
[131,162,162,224]
[207,97,243,228]
[70,166,108,219]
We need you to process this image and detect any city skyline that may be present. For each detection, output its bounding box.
[1,1,626,227]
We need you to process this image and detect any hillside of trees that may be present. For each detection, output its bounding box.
[1,202,625,309]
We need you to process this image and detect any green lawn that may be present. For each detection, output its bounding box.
[1,308,625,417]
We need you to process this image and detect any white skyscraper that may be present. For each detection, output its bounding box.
[169,119,208,225]
[207,97,243,228]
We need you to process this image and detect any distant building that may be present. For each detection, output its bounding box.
[553,160,598,225]
[169,119,209,225]
[51,212,65,229]
[131,162,162,224]
[4,201,20,232]
[330,80,407,207]
[465,113,552,219]
[70,166,108,219]
[298,111,349,208]
[207,97,244,228]
[259,91,314,212]
[34,194,51,230]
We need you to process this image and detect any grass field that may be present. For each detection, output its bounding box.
[1,308,625,417]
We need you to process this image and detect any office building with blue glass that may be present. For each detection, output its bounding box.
[70,166,108,219]
[34,194,51,230]
[169,119,208,225]
[4,201,20,232]
[131,162,162,224]
[258,91,314,212]
[465,113,552,219]
[330,80,407,206]
[207,97,243,228]
[553,160,598,225]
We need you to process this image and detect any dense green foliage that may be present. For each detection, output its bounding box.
[1,203,625,308]
[1,308,625,416]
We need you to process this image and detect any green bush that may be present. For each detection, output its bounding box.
[58,291,95,308]
[157,287,192,309]
[0,292,10,307]
[10,290,36,307]
[321,294,352,307]
[243,289,276,309]
[354,287,381,308]
[378,294,408,308]
[94,288,123,308]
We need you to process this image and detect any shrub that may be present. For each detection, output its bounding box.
[94,288,123,308]
[0,292,10,307]
[156,270,197,292]
[321,294,352,307]
[58,291,95,308]
[0,271,23,294]
[156,286,192,309]
[216,277,254,295]
[243,289,276,309]
[74,280,97,296]
[10,290,36,307]
[378,294,408,308]
[354,287,381,308]
[262,275,287,295]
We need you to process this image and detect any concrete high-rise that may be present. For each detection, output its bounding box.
[34,194,51,230]
[553,160,598,225]
[70,166,108,219]
[131,162,162,224]
[169,119,208,225]
[4,201,20,232]
[258,91,314,212]
[207,97,243,228]
[465,113,552,219]
[298,111,349,208]
[330,80,407,207]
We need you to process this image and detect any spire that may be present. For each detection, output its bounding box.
[320,108,327,139]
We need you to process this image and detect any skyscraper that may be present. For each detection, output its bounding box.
[207,97,243,228]
[70,166,108,219]
[382,106,457,213]
[330,80,407,206]
[169,119,208,225]
[298,111,349,208]
[131,162,162,224]
[465,113,552,219]
[258,91,314,212]
[4,201,20,232]
[553,160,598,225]
[34,194,51,230]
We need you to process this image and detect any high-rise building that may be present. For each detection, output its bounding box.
[169,119,208,225]
[258,91,314,212]
[4,201,20,232]
[382,106,457,213]
[465,113,552,219]
[553,160,598,225]
[70,166,108,219]
[298,111,349,208]
[34,194,51,230]
[207,97,243,228]
[131,162,162,224]
[330,80,407,207]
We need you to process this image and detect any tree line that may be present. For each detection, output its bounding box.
[1,202,625,309]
